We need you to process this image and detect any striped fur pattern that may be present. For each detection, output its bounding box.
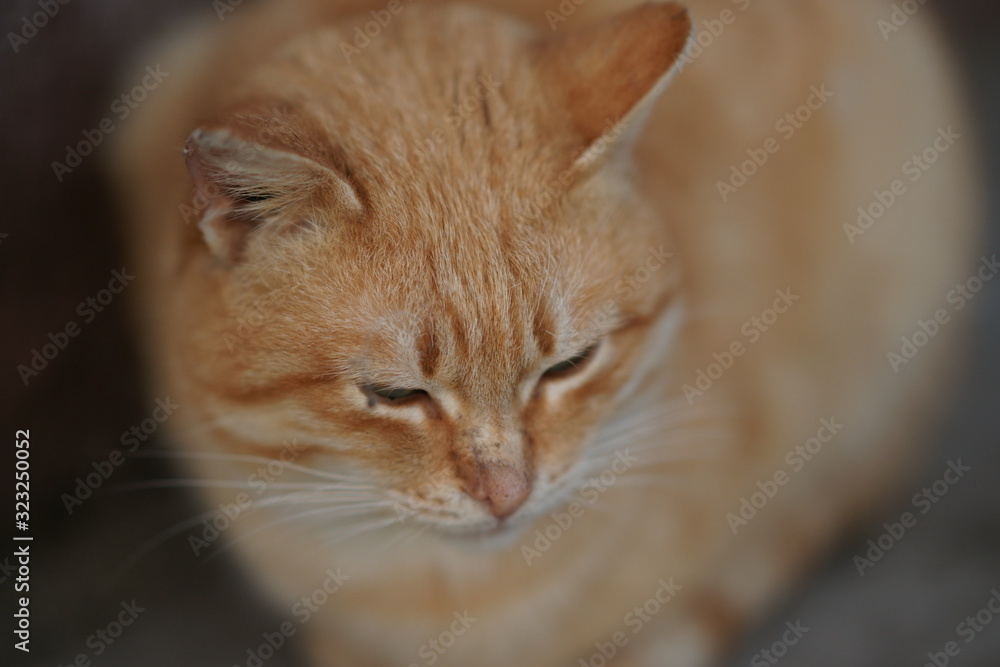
[112,1,977,665]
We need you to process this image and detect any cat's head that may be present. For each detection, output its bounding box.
[174,2,692,543]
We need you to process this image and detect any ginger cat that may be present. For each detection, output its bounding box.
[112,1,978,665]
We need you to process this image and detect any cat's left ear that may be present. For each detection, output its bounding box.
[535,2,692,169]
[183,126,362,264]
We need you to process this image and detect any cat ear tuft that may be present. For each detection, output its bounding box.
[536,2,692,167]
[183,127,362,264]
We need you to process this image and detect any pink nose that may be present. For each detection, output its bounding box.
[470,462,532,519]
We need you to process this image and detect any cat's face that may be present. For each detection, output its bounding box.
[173,3,690,543]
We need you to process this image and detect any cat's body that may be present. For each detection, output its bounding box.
[112,1,978,665]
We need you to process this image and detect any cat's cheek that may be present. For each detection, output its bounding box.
[247,474,268,494]
[580,484,600,504]
[531,403,605,479]
[614,280,635,301]
[364,401,436,428]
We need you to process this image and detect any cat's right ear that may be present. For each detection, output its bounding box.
[183,127,362,264]
[536,2,692,169]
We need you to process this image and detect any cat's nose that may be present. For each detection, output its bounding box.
[474,462,532,519]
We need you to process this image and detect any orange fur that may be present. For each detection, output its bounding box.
[111,1,978,665]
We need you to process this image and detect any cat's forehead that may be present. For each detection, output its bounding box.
[256,6,575,177]
[232,6,630,260]
[231,2,678,381]
[334,223,600,345]
[296,215,625,391]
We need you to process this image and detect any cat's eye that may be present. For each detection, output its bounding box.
[542,343,600,379]
[364,384,424,405]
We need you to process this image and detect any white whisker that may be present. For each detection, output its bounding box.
[106,479,378,495]
[135,449,370,484]
[201,501,394,565]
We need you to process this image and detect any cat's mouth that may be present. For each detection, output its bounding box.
[414,509,533,548]
[421,515,508,537]
[446,519,529,551]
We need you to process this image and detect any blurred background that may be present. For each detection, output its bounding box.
[1,1,997,665]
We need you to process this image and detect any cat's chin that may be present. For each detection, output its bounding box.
[423,515,533,552]
[449,525,526,552]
